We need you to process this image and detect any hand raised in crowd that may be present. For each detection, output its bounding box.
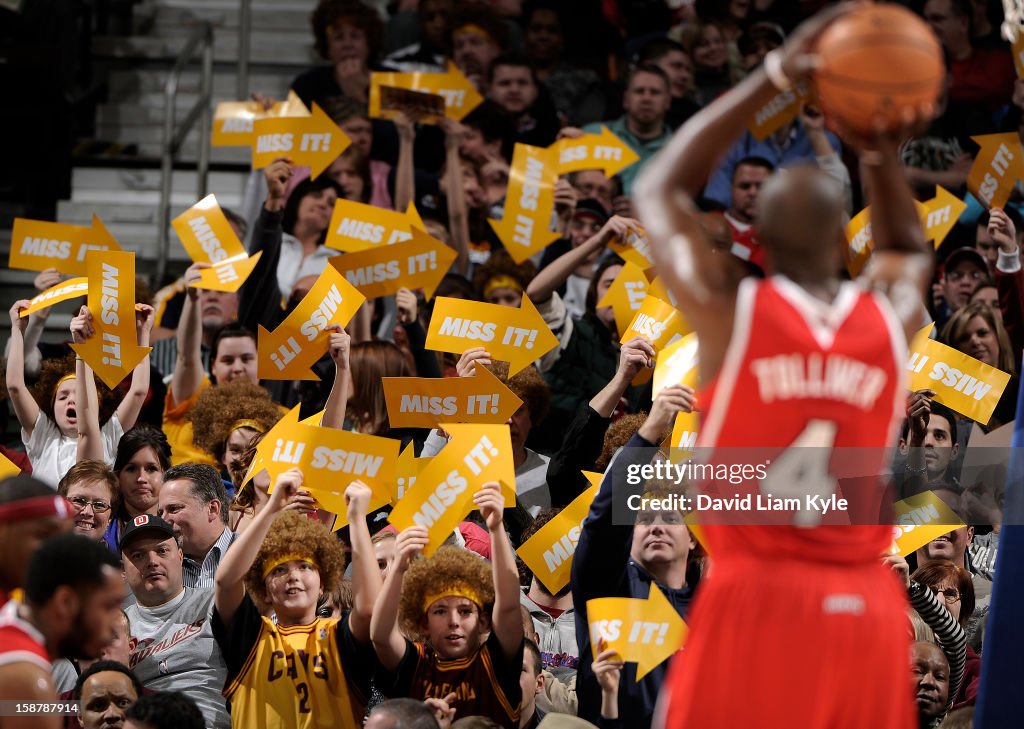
[554,177,578,219]
[394,525,430,572]
[906,389,935,445]
[988,207,1018,253]
[264,157,293,212]
[798,104,826,135]
[611,195,635,219]
[250,91,276,112]
[617,336,656,382]
[184,261,211,301]
[424,693,457,729]
[594,215,644,248]
[33,267,62,292]
[556,126,585,141]
[70,305,95,344]
[882,552,910,588]
[639,384,696,443]
[9,300,30,334]
[473,481,505,532]
[456,347,492,377]
[328,324,351,370]
[344,479,373,521]
[396,287,418,325]
[267,468,318,515]
[135,303,155,341]
[393,111,416,143]
[439,117,466,151]
[593,643,624,696]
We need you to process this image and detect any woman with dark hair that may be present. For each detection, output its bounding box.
[104,424,172,551]
[276,169,345,301]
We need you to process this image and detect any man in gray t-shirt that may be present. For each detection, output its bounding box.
[120,514,230,729]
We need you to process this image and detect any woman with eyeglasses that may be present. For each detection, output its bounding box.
[57,460,119,546]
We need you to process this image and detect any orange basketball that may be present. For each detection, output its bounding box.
[813,3,943,134]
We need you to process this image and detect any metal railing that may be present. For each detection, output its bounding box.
[237,0,252,101]
[156,21,214,288]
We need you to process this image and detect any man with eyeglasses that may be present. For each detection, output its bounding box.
[938,248,991,326]
[58,461,119,545]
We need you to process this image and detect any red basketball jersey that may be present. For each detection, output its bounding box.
[0,600,51,672]
[697,276,906,562]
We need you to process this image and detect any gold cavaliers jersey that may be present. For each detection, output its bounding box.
[215,597,367,729]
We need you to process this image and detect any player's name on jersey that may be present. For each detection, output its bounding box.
[748,351,889,411]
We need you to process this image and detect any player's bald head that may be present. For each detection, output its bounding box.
[757,165,845,259]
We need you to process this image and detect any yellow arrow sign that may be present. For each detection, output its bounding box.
[251,103,351,178]
[488,143,561,263]
[329,225,456,299]
[844,199,931,278]
[668,410,701,460]
[212,91,310,147]
[968,132,1024,210]
[383,367,523,429]
[172,194,262,292]
[587,585,688,680]
[653,332,699,398]
[516,475,599,594]
[748,81,813,141]
[257,266,365,380]
[70,251,152,389]
[390,443,434,504]
[891,491,966,556]
[325,199,426,252]
[555,126,640,178]
[620,295,689,354]
[10,215,121,276]
[369,62,483,122]
[20,277,88,317]
[0,451,21,479]
[608,229,655,270]
[598,260,650,343]
[921,186,967,249]
[426,295,558,376]
[389,423,514,554]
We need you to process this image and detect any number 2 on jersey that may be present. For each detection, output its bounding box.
[759,420,838,527]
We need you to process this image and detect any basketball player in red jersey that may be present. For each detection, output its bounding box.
[635,7,935,729]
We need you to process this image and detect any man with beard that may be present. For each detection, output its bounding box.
[910,642,950,729]
[120,515,229,729]
[0,534,124,729]
[583,65,672,196]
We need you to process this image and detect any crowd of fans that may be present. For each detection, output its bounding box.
[0,1,1018,728]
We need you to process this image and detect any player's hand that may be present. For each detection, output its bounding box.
[328,324,351,370]
[33,268,62,293]
[424,693,457,729]
[396,287,418,325]
[906,389,935,445]
[9,300,31,334]
[456,347,491,377]
[882,552,910,588]
[263,157,293,212]
[395,525,429,572]
[640,385,696,443]
[344,479,373,519]
[617,336,656,381]
[593,643,624,696]
[473,481,505,532]
[70,305,95,344]
[989,208,1018,253]
[184,262,211,301]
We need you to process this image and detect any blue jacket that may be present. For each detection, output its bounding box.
[571,433,695,727]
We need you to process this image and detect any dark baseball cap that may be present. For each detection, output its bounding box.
[943,247,990,275]
[119,514,176,552]
[573,198,610,224]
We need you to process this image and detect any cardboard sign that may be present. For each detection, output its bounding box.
[922,186,968,249]
[20,277,88,317]
[426,295,559,376]
[587,585,688,680]
[388,423,514,554]
[907,326,1011,424]
[10,215,121,276]
[382,367,523,429]
[390,443,434,504]
[257,266,365,380]
[555,126,639,178]
[597,260,650,338]
[488,144,560,263]
[748,81,813,141]
[212,91,310,147]
[251,103,351,178]
[326,200,425,253]
[369,62,483,122]
[70,250,151,389]
[892,491,967,556]
[669,410,701,460]
[620,295,688,353]
[379,85,446,123]
[172,194,262,292]
[609,229,655,271]
[647,276,679,308]
[653,333,699,399]
[0,451,21,479]
[329,225,455,299]
[968,133,1024,210]
[845,197,940,277]
[517,476,599,594]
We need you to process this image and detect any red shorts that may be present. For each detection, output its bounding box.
[657,557,916,729]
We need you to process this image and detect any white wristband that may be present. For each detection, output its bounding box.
[764,48,792,92]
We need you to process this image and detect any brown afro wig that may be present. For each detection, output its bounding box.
[595,412,648,470]
[245,511,348,613]
[188,380,283,464]
[483,361,550,426]
[310,0,384,61]
[31,352,117,424]
[399,545,495,640]
[472,249,535,302]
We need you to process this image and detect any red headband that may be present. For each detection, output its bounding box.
[0,495,72,524]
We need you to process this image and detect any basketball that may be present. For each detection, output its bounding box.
[813,3,944,134]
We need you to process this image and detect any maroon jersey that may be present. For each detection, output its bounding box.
[698,276,905,562]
